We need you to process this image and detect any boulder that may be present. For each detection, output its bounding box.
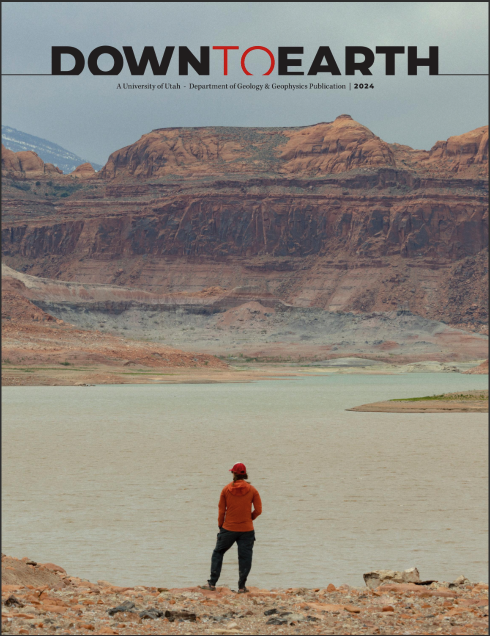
[451,575,472,587]
[363,567,421,589]
[70,162,96,179]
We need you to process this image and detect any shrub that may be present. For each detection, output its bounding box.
[12,182,31,191]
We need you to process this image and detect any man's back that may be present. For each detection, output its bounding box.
[203,463,261,592]
[219,480,262,532]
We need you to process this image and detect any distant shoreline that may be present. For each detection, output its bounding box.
[2,362,489,387]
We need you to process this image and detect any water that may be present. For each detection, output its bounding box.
[2,373,488,589]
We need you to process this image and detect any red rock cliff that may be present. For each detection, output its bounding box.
[2,118,488,334]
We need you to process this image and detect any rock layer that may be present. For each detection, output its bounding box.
[2,118,488,338]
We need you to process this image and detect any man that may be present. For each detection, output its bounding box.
[202,462,262,593]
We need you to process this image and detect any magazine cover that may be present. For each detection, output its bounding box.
[2,3,488,634]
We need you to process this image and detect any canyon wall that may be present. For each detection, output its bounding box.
[2,116,488,335]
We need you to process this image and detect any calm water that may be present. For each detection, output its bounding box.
[2,374,488,589]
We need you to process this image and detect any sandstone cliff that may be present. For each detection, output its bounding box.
[98,115,487,180]
[2,144,63,178]
[2,117,488,337]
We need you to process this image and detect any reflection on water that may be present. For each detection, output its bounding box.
[2,374,488,588]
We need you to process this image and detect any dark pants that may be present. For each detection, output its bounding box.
[209,527,255,588]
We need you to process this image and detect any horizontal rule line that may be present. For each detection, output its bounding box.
[2,73,488,76]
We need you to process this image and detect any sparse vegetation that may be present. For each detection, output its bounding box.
[391,391,488,402]
[12,182,31,191]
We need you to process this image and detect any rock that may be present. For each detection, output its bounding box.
[110,611,141,623]
[1,146,63,179]
[4,594,24,607]
[306,602,345,612]
[164,609,197,622]
[264,608,278,616]
[139,608,163,619]
[9,613,35,619]
[326,583,336,592]
[39,563,66,575]
[344,604,361,613]
[3,596,24,607]
[363,567,421,588]
[107,601,136,616]
[70,163,96,179]
[77,623,95,631]
[451,575,472,587]
[266,617,288,625]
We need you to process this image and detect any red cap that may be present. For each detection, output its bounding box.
[229,462,247,474]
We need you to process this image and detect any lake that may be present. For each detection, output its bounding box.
[2,373,488,589]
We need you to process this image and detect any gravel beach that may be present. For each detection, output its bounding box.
[2,556,488,635]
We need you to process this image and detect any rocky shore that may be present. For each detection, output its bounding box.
[2,556,488,635]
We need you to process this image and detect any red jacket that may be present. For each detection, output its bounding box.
[218,480,262,532]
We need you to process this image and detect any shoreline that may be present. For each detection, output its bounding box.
[2,361,488,387]
[2,556,488,635]
[349,390,489,413]
[1,364,301,387]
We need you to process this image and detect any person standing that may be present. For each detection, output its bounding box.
[202,462,262,593]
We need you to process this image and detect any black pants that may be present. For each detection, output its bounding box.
[209,527,255,588]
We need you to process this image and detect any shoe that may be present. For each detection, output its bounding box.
[199,583,216,591]
[237,586,249,593]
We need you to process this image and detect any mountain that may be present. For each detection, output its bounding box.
[1,126,102,174]
[100,115,488,179]
[2,116,488,357]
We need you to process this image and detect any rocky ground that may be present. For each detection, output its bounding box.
[4,264,487,384]
[35,298,489,364]
[1,279,228,378]
[2,556,488,635]
[464,359,489,374]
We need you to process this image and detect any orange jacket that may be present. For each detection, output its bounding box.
[218,480,262,532]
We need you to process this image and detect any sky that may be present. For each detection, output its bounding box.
[2,2,488,165]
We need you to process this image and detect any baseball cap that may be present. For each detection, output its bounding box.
[229,462,247,474]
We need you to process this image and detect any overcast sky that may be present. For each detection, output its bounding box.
[2,2,488,165]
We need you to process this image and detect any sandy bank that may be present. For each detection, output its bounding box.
[3,358,488,387]
[1,555,488,635]
[349,390,488,413]
[1,364,300,387]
